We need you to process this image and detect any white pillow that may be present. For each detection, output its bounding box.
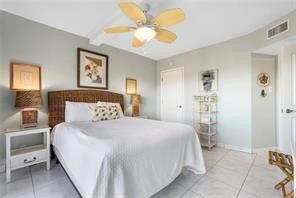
[97,101,124,118]
[65,101,96,122]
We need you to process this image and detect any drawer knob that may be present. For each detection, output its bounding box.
[24,157,37,164]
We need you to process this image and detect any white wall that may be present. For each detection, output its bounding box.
[0,11,157,161]
[157,36,253,148]
[251,54,277,149]
[156,10,296,150]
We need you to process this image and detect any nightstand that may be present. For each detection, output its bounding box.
[3,125,51,183]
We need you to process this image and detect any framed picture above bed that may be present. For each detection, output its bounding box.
[77,48,108,89]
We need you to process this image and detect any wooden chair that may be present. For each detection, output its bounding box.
[269,151,294,198]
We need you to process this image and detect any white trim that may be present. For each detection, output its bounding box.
[0,159,5,173]
[217,143,252,153]
[217,143,279,154]
[160,67,185,123]
[252,146,279,154]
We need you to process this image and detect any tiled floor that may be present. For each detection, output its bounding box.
[0,147,291,198]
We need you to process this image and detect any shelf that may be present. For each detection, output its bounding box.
[194,111,217,113]
[11,144,46,156]
[195,100,216,103]
[200,140,216,149]
[197,121,217,125]
[197,131,216,136]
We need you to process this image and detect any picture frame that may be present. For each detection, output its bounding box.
[198,69,218,92]
[126,78,137,95]
[10,63,41,90]
[77,48,108,89]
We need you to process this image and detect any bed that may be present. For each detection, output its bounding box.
[49,90,206,198]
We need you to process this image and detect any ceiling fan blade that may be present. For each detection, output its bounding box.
[155,29,177,43]
[119,2,146,23]
[132,37,145,48]
[104,26,134,34]
[152,8,185,27]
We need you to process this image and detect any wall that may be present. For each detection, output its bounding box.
[156,10,296,150]
[0,11,157,161]
[251,54,277,149]
[157,36,253,148]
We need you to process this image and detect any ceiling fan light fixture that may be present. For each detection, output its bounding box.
[134,27,156,42]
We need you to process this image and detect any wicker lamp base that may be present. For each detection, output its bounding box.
[21,108,38,128]
[132,105,140,117]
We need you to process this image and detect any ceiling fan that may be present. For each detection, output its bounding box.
[104,2,186,48]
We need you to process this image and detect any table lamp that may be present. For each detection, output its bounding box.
[10,63,42,128]
[130,94,142,117]
[15,90,43,128]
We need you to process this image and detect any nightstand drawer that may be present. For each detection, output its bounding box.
[11,149,47,170]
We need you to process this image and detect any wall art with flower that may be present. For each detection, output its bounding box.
[77,48,108,89]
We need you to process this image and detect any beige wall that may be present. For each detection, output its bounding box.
[251,54,277,149]
[0,11,157,161]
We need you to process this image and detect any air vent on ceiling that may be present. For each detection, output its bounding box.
[267,20,289,39]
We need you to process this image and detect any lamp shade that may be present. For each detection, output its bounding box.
[130,94,142,105]
[15,91,43,108]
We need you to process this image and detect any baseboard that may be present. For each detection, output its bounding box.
[217,143,279,154]
[217,143,252,153]
[0,159,5,173]
[252,146,279,154]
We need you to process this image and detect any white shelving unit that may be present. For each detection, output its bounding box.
[193,94,217,150]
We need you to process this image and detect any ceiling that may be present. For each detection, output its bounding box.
[0,0,295,60]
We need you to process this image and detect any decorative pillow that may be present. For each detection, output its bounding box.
[97,101,124,118]
[90,105,119,121]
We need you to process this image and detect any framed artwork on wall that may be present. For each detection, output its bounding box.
[77,48,108,89]
[257,72,270,87]
[126,78,137,95]
[10,63,41,90]
[198,69,218,92]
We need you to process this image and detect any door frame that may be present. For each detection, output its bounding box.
[277,45,296,154]
[276,45,296,193]
[160,67,185,122]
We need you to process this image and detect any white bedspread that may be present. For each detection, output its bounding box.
[52,117,206,198]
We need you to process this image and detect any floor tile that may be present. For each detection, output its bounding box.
[207,165,246,188]
[203,148,228,170]
[237,191,259,198]
[248,164,285,183]
[241,175,282,198]
[228,151,256,162]
[181,190,204,198]
[34,177,78,198]
[190,175,239,198]
[174,169,204,190]
[31,162,67,189]
[151,182,187,198]
[0,168,34,198]
[216,153,253,175]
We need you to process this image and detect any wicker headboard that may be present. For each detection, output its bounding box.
[48,90,124,128]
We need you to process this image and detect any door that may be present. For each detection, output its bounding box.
[278,45,296,193]
[160,67,184,122]
[278,44,296,155]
